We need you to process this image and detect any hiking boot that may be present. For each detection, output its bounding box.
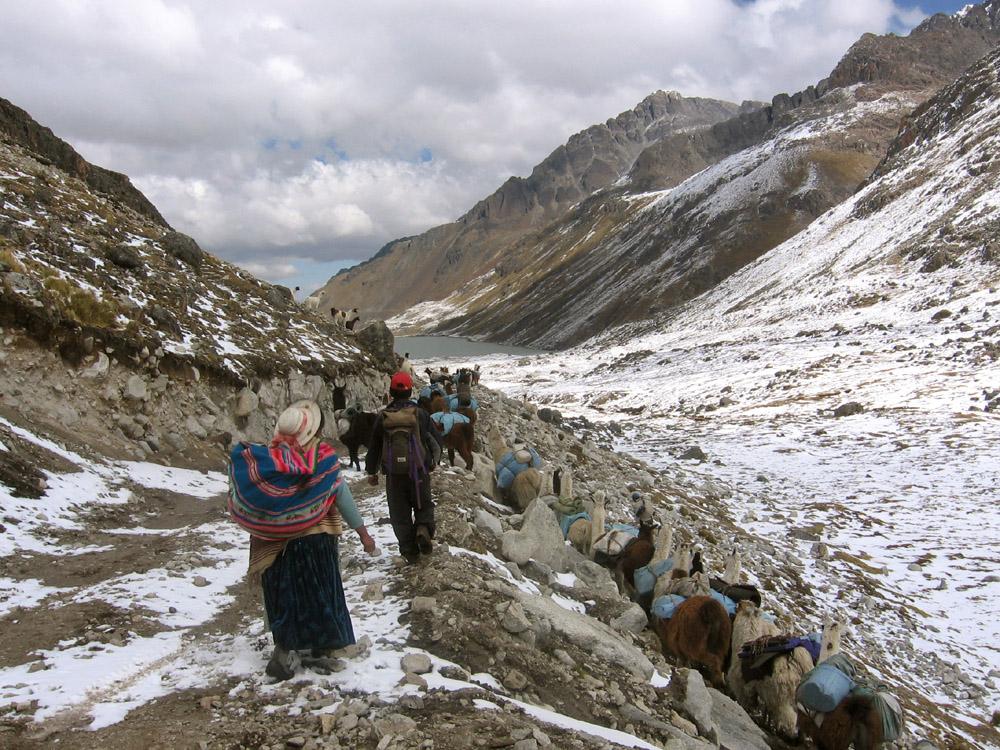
[265,646,299,681]
[415,526,433,555]
[402,549,420,565]
[301,654,346,675]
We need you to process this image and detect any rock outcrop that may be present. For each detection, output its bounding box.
[0,96,168,226]
[0,98,393,462]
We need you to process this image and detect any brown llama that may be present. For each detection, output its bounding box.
[487,425,541,510]
[635,522,673,613]
[798,617,887,750]
[799,693,884,750]
[509,467,542,510]
[615,509,658,596]
[432,420,474,469]
[428,392,446,415]
[653,572,731,688]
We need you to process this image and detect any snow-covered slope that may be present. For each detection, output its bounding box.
[475,42,1000,748]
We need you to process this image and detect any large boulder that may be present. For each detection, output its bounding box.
[708,687,770,750]
[501,498,572,572]
[672,669,717,744]
[514,591,654,681]
[146,304,182,336]
[288,371,324,402]
[356,320,395,366]
[106,244,142,271]
[833,401,864,418]
[161,231,204,270]
[234,387,259,417]
[474,508,503,539]
[267,285,295,306]
[537,407,562,425]
[572,559,619,599]
[611,603,649,635]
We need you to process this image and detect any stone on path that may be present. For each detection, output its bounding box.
[400,653,432,675]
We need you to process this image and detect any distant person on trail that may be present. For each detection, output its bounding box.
[228,399,378,681]
[365,372,442,564]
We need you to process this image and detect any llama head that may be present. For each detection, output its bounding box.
[819,616,843,663]
[722,544,742,584]
[487,425,508,460]
[672,542,692,573]
[336,416,352,437]
[735,599,759,619]
[592,489,607,508]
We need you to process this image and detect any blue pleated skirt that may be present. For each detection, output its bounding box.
[261,533,356,651]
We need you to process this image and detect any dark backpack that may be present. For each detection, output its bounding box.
[382,406,426,476]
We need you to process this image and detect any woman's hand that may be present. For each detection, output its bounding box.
[356,526,378,556]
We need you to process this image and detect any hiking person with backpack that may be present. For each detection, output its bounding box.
[366,371,442,564]
[228,399,378,681]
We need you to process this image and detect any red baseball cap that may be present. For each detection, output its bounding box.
[390,371,413,391]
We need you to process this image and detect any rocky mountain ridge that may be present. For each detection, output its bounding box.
[0,102,394,466]
[312,91,750,321]
[326,2,1000,348]
[0,97,168,227]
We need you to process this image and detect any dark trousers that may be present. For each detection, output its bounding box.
[385,473,435,556]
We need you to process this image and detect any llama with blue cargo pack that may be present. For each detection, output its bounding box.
[652,571,731,689]
[729,599,817,741]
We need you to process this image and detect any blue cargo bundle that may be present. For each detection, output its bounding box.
[496,448,542,490]
[446,393,479,412]
[651,593,687,620]
[708,589,738,616]
[559,511,591,538]
[430,411,470,436]
[796,654,857,713]
[633,559,674,596]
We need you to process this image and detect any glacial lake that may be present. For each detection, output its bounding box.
[396,335,543,360]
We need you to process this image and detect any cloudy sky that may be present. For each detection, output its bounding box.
[0,0,970,292]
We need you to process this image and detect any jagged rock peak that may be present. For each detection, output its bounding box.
[828,0,1000,90]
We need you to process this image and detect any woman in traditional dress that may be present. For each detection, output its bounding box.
[229,399,377,680]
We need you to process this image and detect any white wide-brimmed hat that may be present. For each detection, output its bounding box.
[274,399,323,445]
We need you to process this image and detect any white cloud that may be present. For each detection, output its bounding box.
[0,0,933,282]
[239,261,298,280]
